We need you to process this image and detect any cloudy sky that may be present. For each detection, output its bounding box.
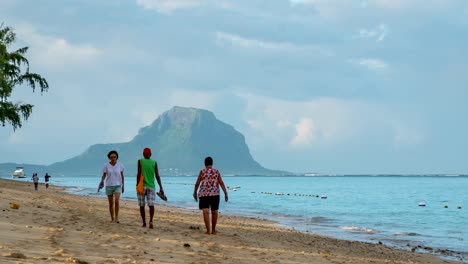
[1,0,467,174]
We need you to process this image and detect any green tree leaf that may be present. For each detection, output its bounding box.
[0,23,49,130]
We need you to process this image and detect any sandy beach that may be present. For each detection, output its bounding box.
[0,178,461,264]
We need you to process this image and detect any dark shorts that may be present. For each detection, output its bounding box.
[199,195,220,211]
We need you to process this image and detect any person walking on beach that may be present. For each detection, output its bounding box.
[193,157,228,235]
[44,173,51,189]
[100,150,125,223]
[32,173,39,190]
[137,147,165,229]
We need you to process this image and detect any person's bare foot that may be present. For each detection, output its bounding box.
[149,222,154,229]
[205,231,210,235]
[142,223,146,227]
[211,230,217,235]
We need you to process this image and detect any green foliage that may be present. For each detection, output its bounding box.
[0,23,49,130]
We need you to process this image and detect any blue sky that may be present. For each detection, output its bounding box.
[1,0,467,174]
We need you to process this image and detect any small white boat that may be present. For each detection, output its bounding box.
[11,167,26,178]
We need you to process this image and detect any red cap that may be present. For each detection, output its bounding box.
[143,148,152,156]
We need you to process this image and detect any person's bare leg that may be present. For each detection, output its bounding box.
[202,208,210,234]
[114,192,121,223]
[107,195,114,222]
[140,206,146,227]
[149,206,155,229]
[211,210,218,234]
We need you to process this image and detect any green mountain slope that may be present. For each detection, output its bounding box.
[46,106,284,176]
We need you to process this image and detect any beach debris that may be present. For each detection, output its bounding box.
[444,205,448,208]
[54,249,65,256]
[65,257,89,264]
[9,203,20,209]
[3,252,26,258]
[183,243,191,248]
[189,226,200,230]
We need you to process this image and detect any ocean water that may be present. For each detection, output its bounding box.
[4,174,467,259]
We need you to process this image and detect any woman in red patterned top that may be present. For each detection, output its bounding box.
[193,156,228,234]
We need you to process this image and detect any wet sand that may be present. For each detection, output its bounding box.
[0,178,462,263]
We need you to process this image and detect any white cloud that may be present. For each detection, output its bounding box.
[372,0,407,9]
[355,24,388,42]
[216,31,333,56]
[240,94,361,149]
[137,0,202,13]
[351,58,388,71]
[288,0,361,19]
[290,118,316,147]
[239,94,426,154]
[360,58,387,69]
[369,0,461,12]
[136,0,232,13]
[290,0,461,20]
[15,24,100,69]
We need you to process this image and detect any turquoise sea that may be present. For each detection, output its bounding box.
[4,174,467,261]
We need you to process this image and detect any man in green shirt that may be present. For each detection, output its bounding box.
[137,148,165,229]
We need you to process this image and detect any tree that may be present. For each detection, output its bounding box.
[0,24,49,131]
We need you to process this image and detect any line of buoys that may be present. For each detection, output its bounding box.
[259,192,325,198]
[166,182,194,186]
[446,205,463,209]
[420,202,463,209]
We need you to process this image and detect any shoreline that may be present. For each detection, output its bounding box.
[0,178,464,263]
[60,178,467,262]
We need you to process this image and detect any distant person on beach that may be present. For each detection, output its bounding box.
[44,173,51,189]
[100,150,125,223]
[32,173,39,190]
[137,147,165,229]
[193,157,228,235]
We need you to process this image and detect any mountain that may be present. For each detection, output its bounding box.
[44,106,285,176]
